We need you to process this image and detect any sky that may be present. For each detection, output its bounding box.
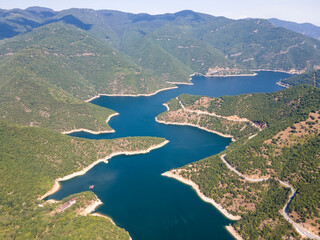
[1,0,320,26]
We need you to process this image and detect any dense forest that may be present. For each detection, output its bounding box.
[0,119,166,239]
[280,69,320,88]
[158,85,320,238]
[2,7,320,80]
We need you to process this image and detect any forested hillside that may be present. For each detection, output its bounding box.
[1,7,320,80]
[158,85,320,239]
[279,69,320,88]
[0,22,174,98]
[269,18,320,40]
[0,22,181,131]
[0,119,166,239]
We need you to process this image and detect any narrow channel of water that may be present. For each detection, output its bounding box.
[50,72,289,240]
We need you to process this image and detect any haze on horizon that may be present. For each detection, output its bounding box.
[1,0,320,26]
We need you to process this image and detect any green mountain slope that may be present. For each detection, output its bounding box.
[0,119,166,239]
[0,22,181,131]
[118,32,193,83]
[51,10,320,74]
[280,69,320,88]
[157,85,320,239]
[203,19,320,72]
[99,10,320,75]
[0,48,116,132]
[0,22,173,98]
[1,8,320,78]
[149,24,249,75]
[0,62,115,132]
[269,18,320,40]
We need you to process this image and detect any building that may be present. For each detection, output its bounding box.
[59,197,76,212]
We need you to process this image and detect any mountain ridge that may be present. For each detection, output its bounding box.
[1,7,320,77]
[268,18,320,40]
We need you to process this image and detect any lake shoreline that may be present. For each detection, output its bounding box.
[85,86,179,102]
[61,112,119,135]
[39,140,169,200]
[155,117,235,141]
[84,69,292,103]
[53,70,296,239]
[82,197,133,240]
[84,73,200,102]
[82,198,115,225]
[205,73,257,77]
[252,68,300,75]
[276,81,290,88]
[61,128,115,135]
[205,68,297,78]
[163,103,170,111]
[225,226,244,240]
[162,170,241,221]
[166,81,194,85]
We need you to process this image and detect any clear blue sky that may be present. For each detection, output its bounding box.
[1,0,320,26]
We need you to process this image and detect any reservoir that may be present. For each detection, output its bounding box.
[49,71,289,240]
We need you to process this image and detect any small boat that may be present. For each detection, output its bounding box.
[89,185,94,189]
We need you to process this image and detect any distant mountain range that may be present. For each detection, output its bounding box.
[268,18,320,40]
[1,7,320,130]
[1,7,320,76]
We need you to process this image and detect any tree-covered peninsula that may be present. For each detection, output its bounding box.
[0,119,167,239]
[279,69,320,88]
[157,85,320,239]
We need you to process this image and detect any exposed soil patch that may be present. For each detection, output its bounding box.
[265,111,320,148]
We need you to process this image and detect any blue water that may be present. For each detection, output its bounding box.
[50,72,289,240]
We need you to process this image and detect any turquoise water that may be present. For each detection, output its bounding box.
[50,72,289,240]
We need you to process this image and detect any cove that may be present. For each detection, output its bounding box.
[49,71,289,240]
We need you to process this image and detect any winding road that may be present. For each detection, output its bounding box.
[176,97,262,130]
[220,154,320,240]
[172,97,319,239]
